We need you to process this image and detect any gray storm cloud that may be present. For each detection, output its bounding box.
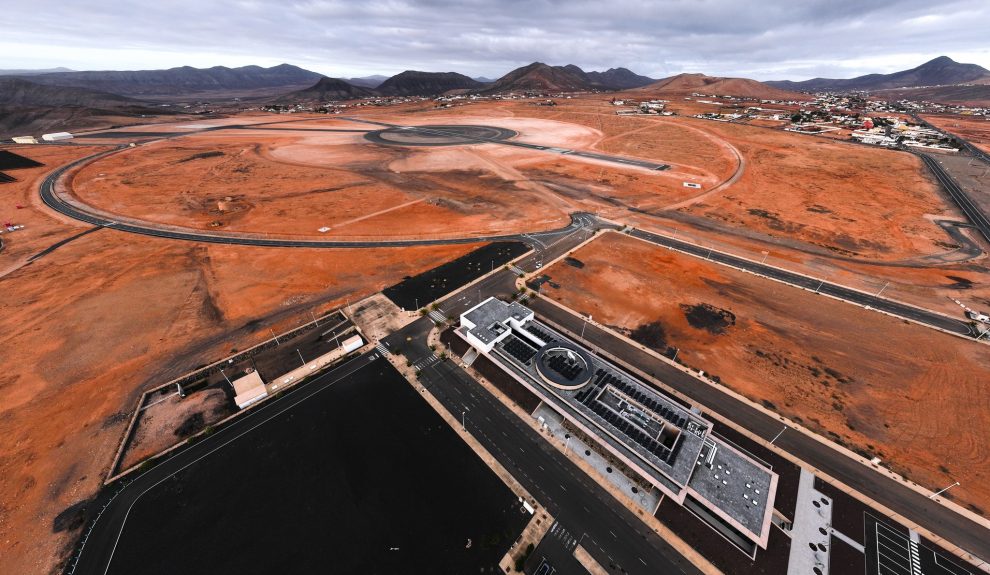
[3,0,988,79]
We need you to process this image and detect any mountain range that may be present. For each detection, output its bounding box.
[767,56,990,92]
[630,72,805,101]
[10,64,322,97]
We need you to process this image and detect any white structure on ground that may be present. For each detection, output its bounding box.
[232,370,268,409]
[12,136,38,144]
[456,297,779,555]
[41,132,73,142]
[341,334,364,353]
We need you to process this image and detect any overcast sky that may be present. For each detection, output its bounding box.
[3,0,988,80]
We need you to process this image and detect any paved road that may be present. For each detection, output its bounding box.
[424,263,989,561]
[69,353,378,575]
[389,318,701,575]
[918,153,990,244]
[625,227,974,336]
[39,152,595,248]
[523,298,990,562]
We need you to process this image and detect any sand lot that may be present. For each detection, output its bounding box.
[540,232,990,516]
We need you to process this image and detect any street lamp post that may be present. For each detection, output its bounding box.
[761,251,769,264]
[270,328,280,345]
[310,311,319,326]
[219,368,232,385]
[930,481,960,499]
[462,410,466,431]
[815,279,825,294]
[770,425,788,444]
[876,281,890,297]
[297,349,306,367]
[581,314,591,339]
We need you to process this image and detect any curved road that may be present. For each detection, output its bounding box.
[39,149,591,248]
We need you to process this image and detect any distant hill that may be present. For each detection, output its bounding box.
[17,63,323,97]
[0,67,74,76]
[275,77,373,102]
[0,78,161,138]
[584,67,655,89]
[629,73,807,100]
[873,84,990,106]
[376,71,482,96]
[767,56,990,92]
[346,75,389,89]
[472,76,496,83]
[483,62,654,93]
[0,77,140,107]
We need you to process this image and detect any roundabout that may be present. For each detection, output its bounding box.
[363,124,518,147]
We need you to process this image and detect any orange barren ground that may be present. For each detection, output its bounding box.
[541,232,990,515]
[0,217,478,573]
[922,113,990,154]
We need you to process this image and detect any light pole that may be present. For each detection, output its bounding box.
[462,410,466,431]
[564,435,571,454]
[930,481,960,499]
[310,311,319,326]
[815,279,825,294]
[876,281,890,297]
[760,251,769,264]
[270,328,280,345]
[219,368,232,385]
[581,314,591,339]
[770,425,788,444]
[297,349,306,367]
[706,246,713,260]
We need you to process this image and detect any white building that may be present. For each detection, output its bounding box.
[232,370,268,409]
[459,297,534,353]
[41,132,73,142]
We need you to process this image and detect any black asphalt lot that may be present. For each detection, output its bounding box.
[524,297,990,561]
[625,228,974,336]
[74,353,528,575]
[392,317,702,575]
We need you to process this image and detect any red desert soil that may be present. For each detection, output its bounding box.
[922,113,990,154]
[541,232,990,516]
[0,224,479,574]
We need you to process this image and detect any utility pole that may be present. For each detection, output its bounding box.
[930,481,960,499]
[876,281,890,297]
[770,425,788,444]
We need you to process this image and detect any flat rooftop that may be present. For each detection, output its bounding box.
[689,434,777,542]
[462,297,532,346]
[456,299,777,547]
[492,320,709,492]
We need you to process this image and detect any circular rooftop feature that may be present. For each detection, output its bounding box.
[364,124,517,147]
[535,344,594,390]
